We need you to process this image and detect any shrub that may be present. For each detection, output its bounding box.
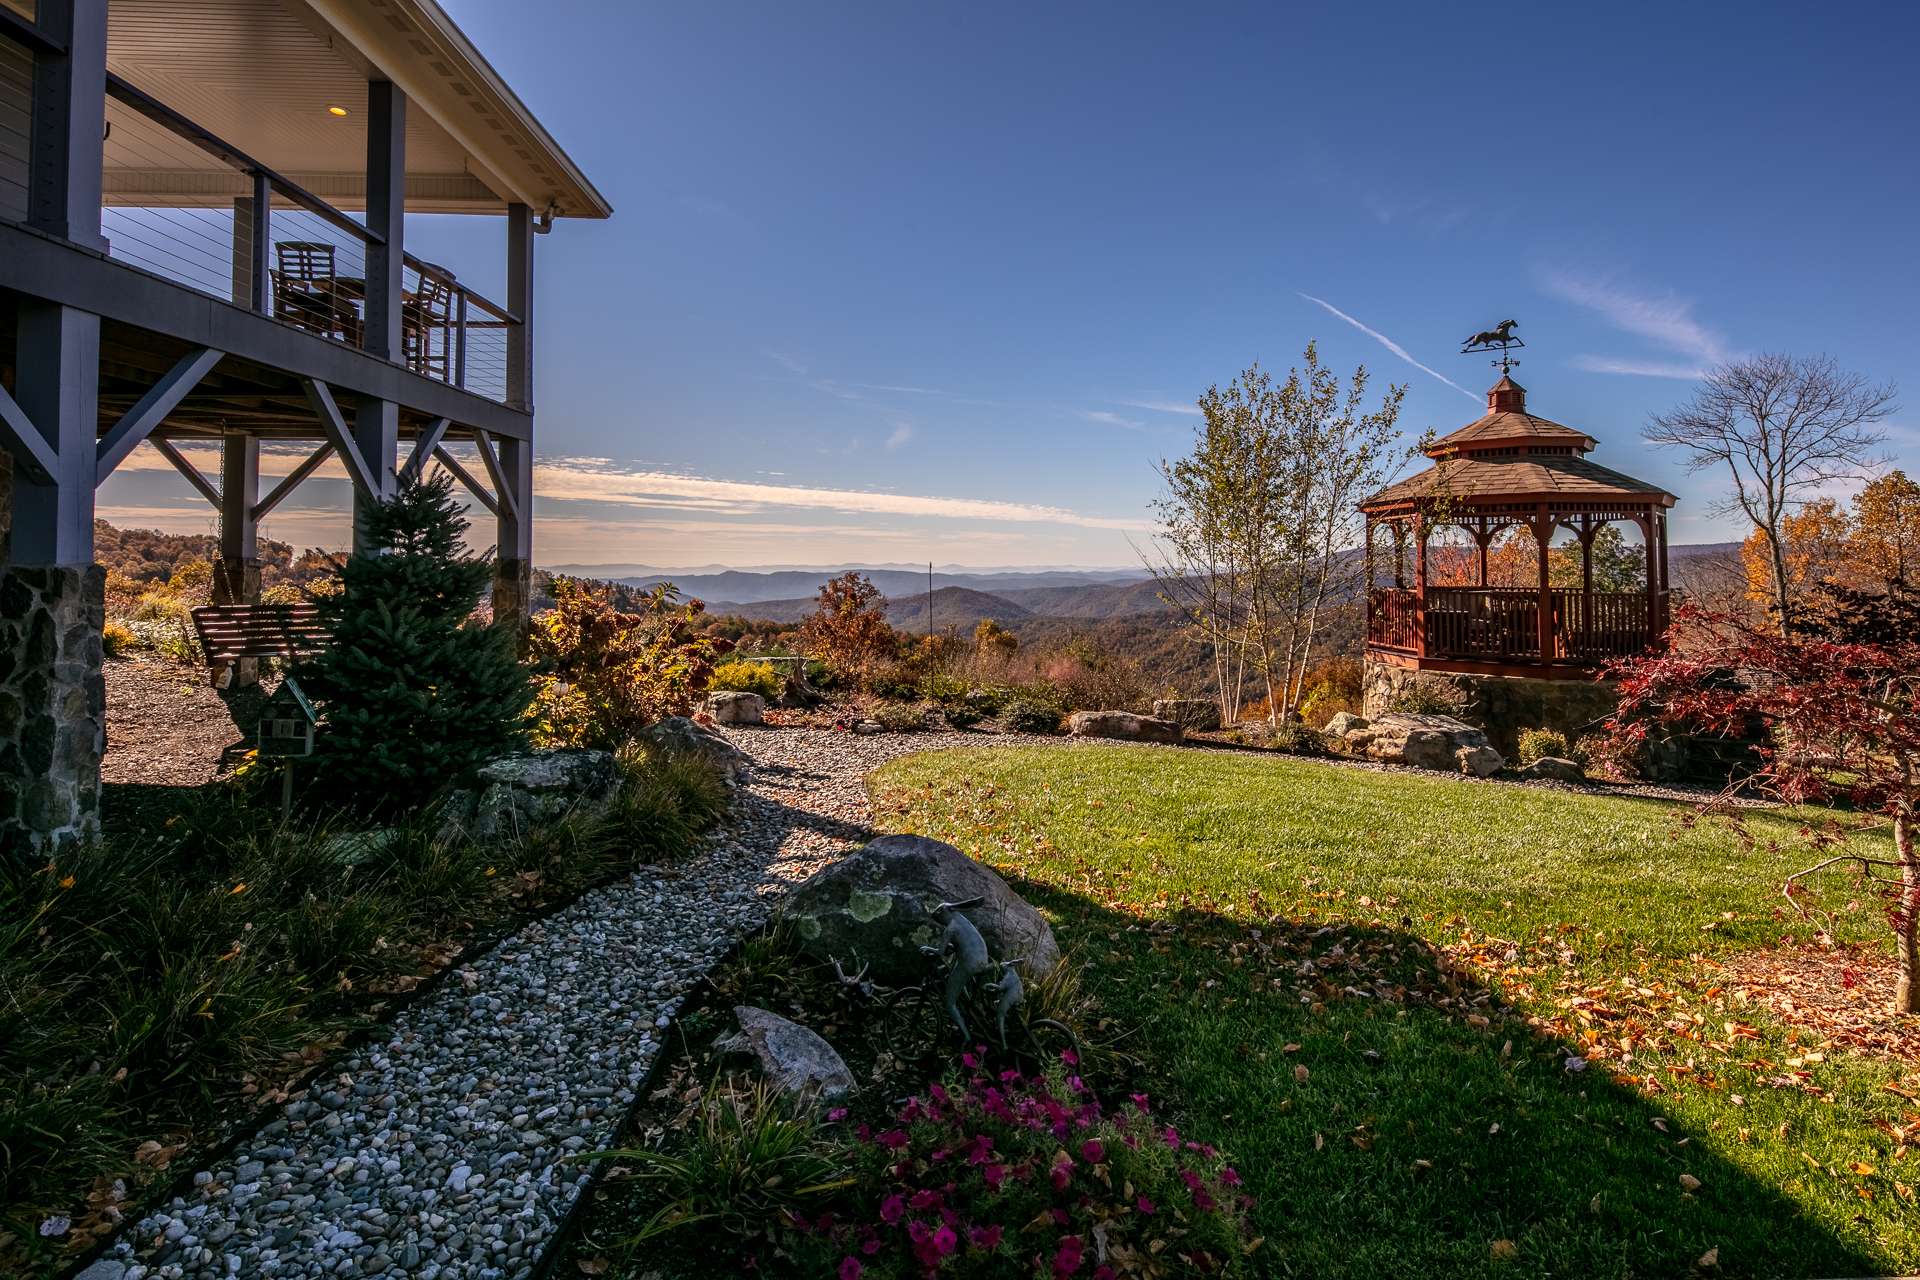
[870,700,932,733]
[941,702,984,730]
[790,1063,1254,1278]
[101,620,138,658]
[710,659,781,701]
[1001,696,1063,735]
[295,473,532,809]
[800,573,899,685]
[528,577,730,750]
[1265,722,1327,756]
[1516,727,1571,766]
[1385,675,1461,716]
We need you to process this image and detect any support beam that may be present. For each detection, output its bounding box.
[472,429,519,520]
[27,0,108,249]
[302,379,379,499]
[1534,505,1555,661]
[10,300,100,563]
[0,380,60,480]
[362,80,407,361]
[399,417,450,483]
[492,433,534,630]
[230,174,271,314]
[151,437,222,509]
[253,442,334,521]
[95,347,224,483]
[506,202,534,411]
[432,445,498,516]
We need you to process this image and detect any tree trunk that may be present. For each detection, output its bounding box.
[1895,806,1918,1014]
[1766,523,1794,633]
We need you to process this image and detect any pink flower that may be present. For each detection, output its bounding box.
[838,1258,863,1280]
[1079,1139,1105,1163]
[1050,1157,1074,1191]
[1053,1235,1085,1276]
[932,1224,958,1257]
[910,1188,942,1212]
[982,1162,1008,1190]
[961,1050,980,1068]
[1130,1093,1151,1113]
[1162,1126,1181,1149]
[1137,1195,1156,1214]
[880,1194,906,1225]
[1221,1167,1243,1187]
[1060,1048,1079,1066]
[877,1128,910,1150]
[827,1107,848,1122]
[1092,1267,1117,1280]
[969,1224,1004,1249]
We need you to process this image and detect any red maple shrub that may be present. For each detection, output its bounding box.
[1605,598,1920,1011]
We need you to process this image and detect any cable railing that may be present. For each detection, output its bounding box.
[0,24,33,222]
[85,72,522,407]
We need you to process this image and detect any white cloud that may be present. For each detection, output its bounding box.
[531,458,1154,532]
[1569,354,1707,380]
[1296,294,1479,400]
[1118,398,1201,417]
[1078,409,1151,432]
[764,349,809,376]
[884,423,914,451]
[1540,270,1732,376]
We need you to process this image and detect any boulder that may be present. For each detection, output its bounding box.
[1519,755,1586,783]
[717,1006,854,1101]
[1066,710,1183,745]
[852,719,884,735]
[439,749,619,842]
[782,833,1059,982]
[1323,711,1369,738]
[1151,698,1222,732]
[708,690,766,726]
[1456,745,1504,778]
[640,715,750,783]
[1342,713,1504,776]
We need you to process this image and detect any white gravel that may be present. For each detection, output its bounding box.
[93,727,995,1280]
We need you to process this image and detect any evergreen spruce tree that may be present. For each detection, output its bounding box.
[297,472,532,809]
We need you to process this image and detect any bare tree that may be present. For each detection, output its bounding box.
[1646,353,1895,628]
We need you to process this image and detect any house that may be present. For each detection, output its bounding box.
[0,0,610,848]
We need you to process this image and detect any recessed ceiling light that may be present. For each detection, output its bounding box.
[327,105,349,117]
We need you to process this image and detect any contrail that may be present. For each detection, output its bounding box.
[1298,293,1479,400]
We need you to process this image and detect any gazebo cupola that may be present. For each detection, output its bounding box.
[1359,374,1677,678]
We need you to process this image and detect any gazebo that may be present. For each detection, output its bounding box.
[1359,375,1675,679]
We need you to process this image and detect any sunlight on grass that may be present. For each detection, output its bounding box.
[873,746,1914,1279]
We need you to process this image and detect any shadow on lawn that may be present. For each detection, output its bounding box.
[1002,879,1882,1280]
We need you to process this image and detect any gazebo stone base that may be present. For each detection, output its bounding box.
[1362,659,1619,760]
[0,564,107,852]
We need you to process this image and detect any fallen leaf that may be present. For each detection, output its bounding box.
[1294,1065,1310,1083]
[1490,1239,1518,1260]
[1679,1173,1702,1192]
[1698,1246,1720,1268]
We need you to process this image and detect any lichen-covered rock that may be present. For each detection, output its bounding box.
[1518,755,1585,783]
[717,1006,854,1101]
[1066,710,1183,745]
[439,749,619,841]
[1323,711,1369,738]
[1337,712,1504,776]
[1151,698,1221,732]
[708,690,765,726]
[781,833,1059,982]
[640,715,750,783]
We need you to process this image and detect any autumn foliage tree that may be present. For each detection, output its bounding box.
[1606,602,1920,1012]
[799,572,899,682]
[1739,471,1920,614]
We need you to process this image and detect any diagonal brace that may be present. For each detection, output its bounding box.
[252,442,335,521]
[400,417,451,484]
[431,445,499,517]
[472,429,520,522]
[0,379,59,480]
[302,378,379,500]
[96,348,223,484]
[152,438,222,509]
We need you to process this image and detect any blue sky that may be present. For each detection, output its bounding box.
[100,1,1920,568]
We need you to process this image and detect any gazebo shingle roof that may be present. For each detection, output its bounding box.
[1361,374,1674,510]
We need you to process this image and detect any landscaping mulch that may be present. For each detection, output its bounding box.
[1720,944,1920,1061]
[101,657,271,834]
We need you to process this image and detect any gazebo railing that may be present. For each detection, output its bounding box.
[1368,586,1653,664]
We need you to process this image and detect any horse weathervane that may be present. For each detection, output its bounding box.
[1461,318,1524,375]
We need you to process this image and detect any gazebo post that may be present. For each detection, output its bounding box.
[1413,509,1428,660]
[1475,523,1491,587]
[1578,517,1597,652]
[1644,507,1660,640]
[1533,503,1553,660]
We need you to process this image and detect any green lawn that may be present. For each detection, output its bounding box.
[870,745,1915,1280]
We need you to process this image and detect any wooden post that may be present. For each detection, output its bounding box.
[353,79,405,553]
[1412,510,1428,659]
[230,174,270,315]
[1578,519,1597,653]
[1534,504,1554,660]
[494,202,536,630]
[1644,508,1661,642]
[26,0,107,251]
[214,432,261,685]
[506,202,534,412]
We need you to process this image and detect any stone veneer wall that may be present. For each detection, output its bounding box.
[0,450,108,851]
[1361,659,1621,760]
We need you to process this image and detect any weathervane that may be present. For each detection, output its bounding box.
[1461,318,1524,375]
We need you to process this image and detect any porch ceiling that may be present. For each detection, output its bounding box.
[103,0,608,217]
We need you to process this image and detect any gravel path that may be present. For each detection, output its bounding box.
[93,727,992,1280]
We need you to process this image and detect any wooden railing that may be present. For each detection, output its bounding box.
[1369,586,1653,664]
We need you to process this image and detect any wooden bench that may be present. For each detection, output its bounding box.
[189,603,331,687]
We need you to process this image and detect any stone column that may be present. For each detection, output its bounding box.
[0,452,106,852]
